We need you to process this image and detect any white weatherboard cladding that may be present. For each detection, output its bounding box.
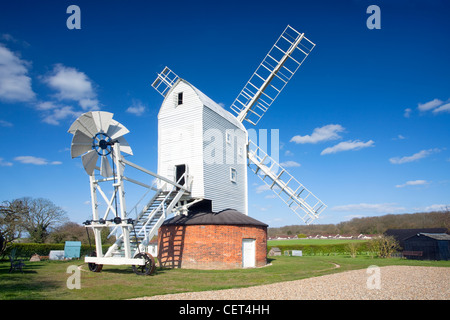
[157,79,248,214]
[203,106,247,214]
[158,81,205,197]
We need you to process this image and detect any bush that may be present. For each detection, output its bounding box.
[347,242,360,258]
[2,243,111,259]
[267,242,369,256]
[368,235,399,258]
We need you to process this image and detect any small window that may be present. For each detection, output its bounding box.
[226,132,232,144]
[177,92,183,105]
[230,168,237,183]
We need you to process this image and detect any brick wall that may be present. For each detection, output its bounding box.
[158,224,267,269]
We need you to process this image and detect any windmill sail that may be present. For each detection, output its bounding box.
[151,66,180,97]
[247,140,326,224]
[69,111,133,177]
[230,25,315,125]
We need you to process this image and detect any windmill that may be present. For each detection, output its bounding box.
[69,111,194,274]
[70,25,326,274]
[152,25,326,224]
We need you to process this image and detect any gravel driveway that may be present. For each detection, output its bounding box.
[136,266,449,300]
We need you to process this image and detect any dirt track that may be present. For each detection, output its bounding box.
[135,266,449,300]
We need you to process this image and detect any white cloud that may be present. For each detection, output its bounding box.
[417,98,443,112]
[421,204,448,212]
[389,148,440,164]
[331,203,406,213]
[0,158,13,166]
[0,119,13,127]
[43,64,98,110]
[321,140,374,155]
[432,103,450,114]
[255,184,271,194]
[37,64,99,125]
[416,98,450,114]
[126,100,146,116]
[280,160,301,167]
[0,44,35,102]
[38,103,81,125]
[14,156,62,165]
[395,180,429,188]
[79,98,100,111]
[284,150,294,156]
[36,101,58,110]
[1,34,30,47]
[403,108,412,118]
[290,124,344,144]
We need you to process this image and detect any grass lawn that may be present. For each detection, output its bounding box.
[1,256,449,300]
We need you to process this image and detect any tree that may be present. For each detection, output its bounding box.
[0,199,27,255]
[346,242,360,258]
[50,222,86,243]
[368,235,399,258]
[19,197,68,243]
[49,221,116,245]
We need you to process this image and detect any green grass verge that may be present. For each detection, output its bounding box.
[1,256,448,300]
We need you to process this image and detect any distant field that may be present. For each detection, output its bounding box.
[268,239,368,246]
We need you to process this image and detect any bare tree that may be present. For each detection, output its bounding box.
[19,197,68,243]
[0,199,27,255]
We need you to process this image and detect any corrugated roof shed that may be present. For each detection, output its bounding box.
[414,233,450,241]
[385,228,448,248]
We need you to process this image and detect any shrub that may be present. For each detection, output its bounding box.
[368,235,399,258]
[267,242,369,256]
[2,243,111,259]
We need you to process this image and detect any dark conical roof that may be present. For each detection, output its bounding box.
[162,208,268,227]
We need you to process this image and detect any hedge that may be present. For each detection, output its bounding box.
[3,243,112,259]
[268,242,370,256]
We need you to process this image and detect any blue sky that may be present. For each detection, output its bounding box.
[0,0,449,227]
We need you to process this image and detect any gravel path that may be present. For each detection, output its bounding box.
[136,266,449,300]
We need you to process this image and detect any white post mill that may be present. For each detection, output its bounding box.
[68,25,326,274]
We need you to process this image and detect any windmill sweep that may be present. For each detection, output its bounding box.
[69,25,326,274]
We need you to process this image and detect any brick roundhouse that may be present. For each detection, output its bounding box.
[158,203,268,269]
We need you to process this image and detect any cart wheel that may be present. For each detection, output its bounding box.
[88,251,103,273]
[132,252,156,276]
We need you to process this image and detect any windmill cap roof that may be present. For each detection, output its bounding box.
[164,78,246,132]
[162,209,268,227]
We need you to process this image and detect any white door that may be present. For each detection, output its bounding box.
[242,239,256,268]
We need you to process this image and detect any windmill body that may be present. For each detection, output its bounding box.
[158,79,248,214]
[69,25,327,274]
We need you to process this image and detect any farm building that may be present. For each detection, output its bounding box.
[158,201,267,269]
[385,228,448,250]
[403,233,450,261]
